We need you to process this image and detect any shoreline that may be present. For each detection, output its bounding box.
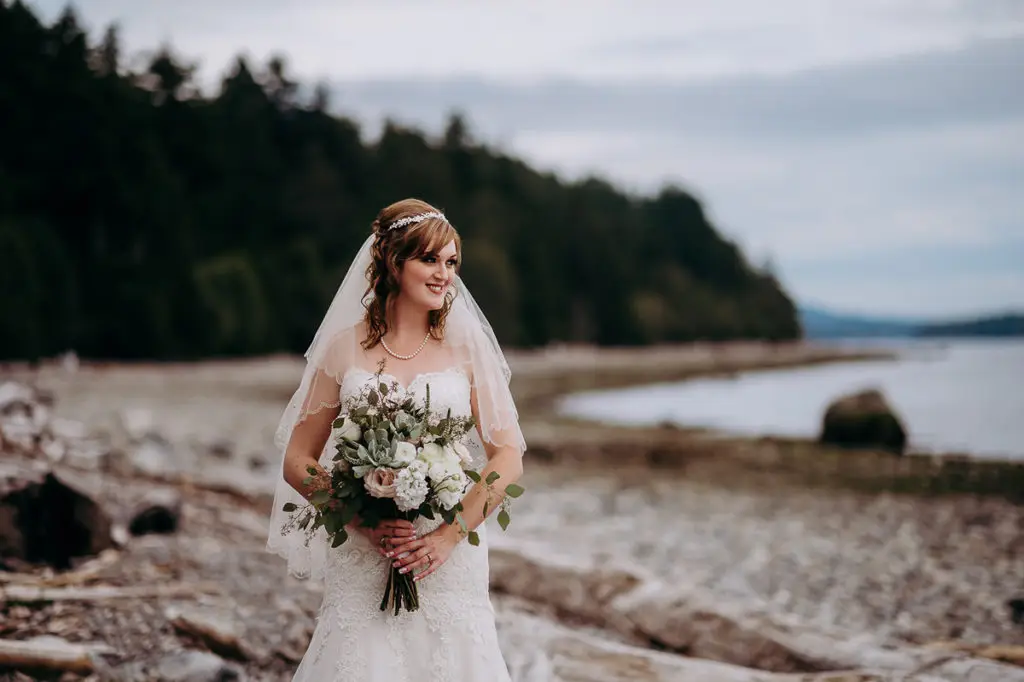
[3,340,1023,679]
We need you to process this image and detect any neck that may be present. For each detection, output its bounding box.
[387,296,431,342]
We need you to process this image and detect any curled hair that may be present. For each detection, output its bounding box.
[362,198,461,349]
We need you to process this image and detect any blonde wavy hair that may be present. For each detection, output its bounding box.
[362,198,462,349]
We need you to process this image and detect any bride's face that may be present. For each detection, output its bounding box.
[397,239,458,311]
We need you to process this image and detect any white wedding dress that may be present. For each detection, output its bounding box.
[290,366,512,682]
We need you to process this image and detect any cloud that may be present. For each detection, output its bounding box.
[26,0,1024,315]
[331,35,1024,140]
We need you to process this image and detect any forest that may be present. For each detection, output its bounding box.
[0,1,800,361]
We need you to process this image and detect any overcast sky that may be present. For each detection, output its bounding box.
[34,0,1024,318]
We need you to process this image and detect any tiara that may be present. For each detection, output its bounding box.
[385,211,448,232]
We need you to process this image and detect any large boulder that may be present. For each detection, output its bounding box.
[819,388,907,454]
[0,462,115,570]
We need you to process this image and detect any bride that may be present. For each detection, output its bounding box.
[266,198,526,681]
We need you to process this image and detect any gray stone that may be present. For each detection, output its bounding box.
[820,388,907,454]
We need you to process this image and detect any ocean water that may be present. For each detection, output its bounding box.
[557,339,1024,460]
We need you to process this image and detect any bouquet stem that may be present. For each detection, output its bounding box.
[380,566,419,614]
[379,511,420,615]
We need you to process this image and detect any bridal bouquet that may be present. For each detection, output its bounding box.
[281,362,523,615]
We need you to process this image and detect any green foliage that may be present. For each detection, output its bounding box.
[0,3,800,361]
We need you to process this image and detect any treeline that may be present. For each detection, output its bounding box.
[915,314,1024,338]
[0,2,800,361]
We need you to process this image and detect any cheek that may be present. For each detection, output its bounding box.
[399,262,428,288]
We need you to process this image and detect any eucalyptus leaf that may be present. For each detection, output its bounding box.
[367,390,379,406]
[485,471,500,485]
[504,484,525,498]
[468,531,480,546]
[282,502,298,513]
[310,489,331,505]
[465,470,482,483]
[497,509,511,531]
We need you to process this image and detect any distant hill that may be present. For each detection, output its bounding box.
[798,306,920,339]
[915,314,1024,338]
[799,306,1024,339]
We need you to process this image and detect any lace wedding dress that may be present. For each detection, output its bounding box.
[290,366,512,682]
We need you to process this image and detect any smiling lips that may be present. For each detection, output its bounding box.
[426,283,447,295]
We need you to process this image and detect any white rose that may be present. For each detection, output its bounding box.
[335,417,361,443]
[427,461,455,485]
[419,442,445,464]
[451,441,474,466]
[437,487,462,511]
[393,441,417,466]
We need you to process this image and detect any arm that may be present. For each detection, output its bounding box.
[282,400,339,500]
[440,382,523,543]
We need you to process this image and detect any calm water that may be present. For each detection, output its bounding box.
[558,339,1024,460]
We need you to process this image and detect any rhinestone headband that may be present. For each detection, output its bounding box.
[385,211,448,232]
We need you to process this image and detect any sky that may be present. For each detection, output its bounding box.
[33,0,1024,318]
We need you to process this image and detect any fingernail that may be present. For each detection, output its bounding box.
[399,568,407,574]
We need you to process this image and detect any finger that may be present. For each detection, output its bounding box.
[412,553,443,581]
[395,546,431,573]
[387,537,424,559]
[394,544,431,569]
[380,521,417,537]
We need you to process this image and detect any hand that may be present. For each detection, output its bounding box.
[387,525,459,581]
[356,519,417,557]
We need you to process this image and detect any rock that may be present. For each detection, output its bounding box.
[207,439,234,461]
[0,635,115,676]
[819,388,907,454]
[113,650,244,682]
[490,545,1024,682]
[0,382,51,454]
[0,462,115,570]
[154,650,244,682]
[498,609,940,682]
[1009,597,1024,626]
[166,605,260,662]
[128,489,182,536]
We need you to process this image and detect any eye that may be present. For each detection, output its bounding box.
[421,255,437,263]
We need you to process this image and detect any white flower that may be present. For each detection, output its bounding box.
[435,470,468,510]
[427,461,456,484]
[451,442,474,466]
[430,466,466,509]
[393,441,417,466]
[394,460,429,511]
[437,487,462,511]
[418,442,445,464]
[335,417,361,443]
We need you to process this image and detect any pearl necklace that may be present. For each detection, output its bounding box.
[381,331,431,360]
